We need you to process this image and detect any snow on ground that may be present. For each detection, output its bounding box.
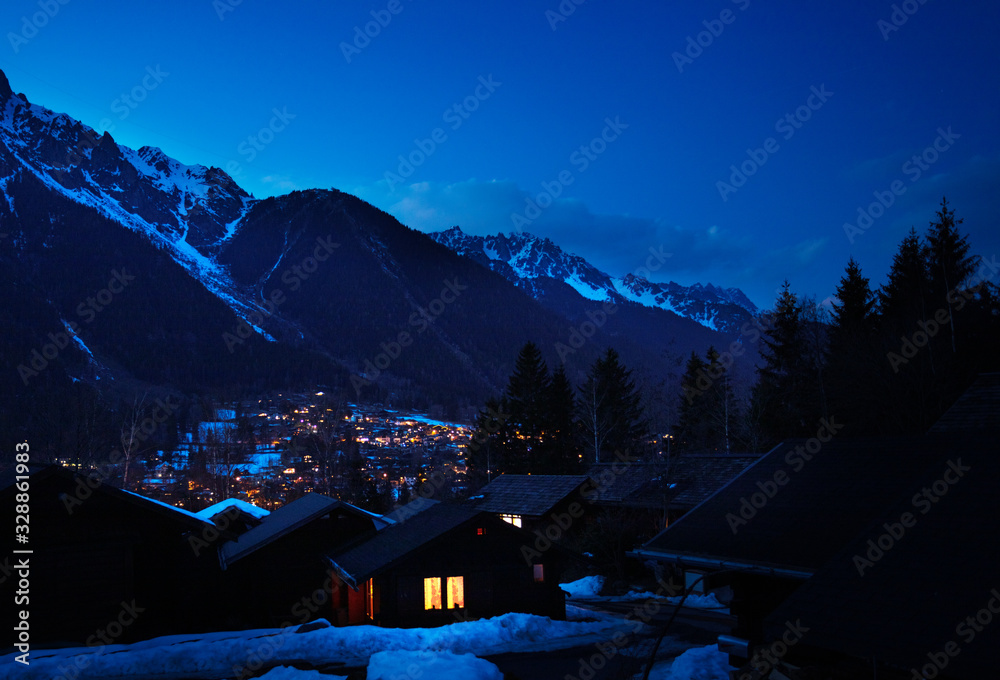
[257,668,346,680]
[645,644,734,680]
[622,591,726,611]
[2,613,642,680]
[368,650,503,680]
[560,575,606,598]
[561,577,727,611]
[666,593,726,610]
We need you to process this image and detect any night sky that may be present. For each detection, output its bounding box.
[3,0,998,308]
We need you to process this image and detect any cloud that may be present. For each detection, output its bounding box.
[350,177,771,295]
[260,175,301,193]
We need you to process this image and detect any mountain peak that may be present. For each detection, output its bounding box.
[0,69,11,99]
[430,228,757,332]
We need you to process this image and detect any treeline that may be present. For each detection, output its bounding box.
[470,198,1000,470]
[465,343,649,484]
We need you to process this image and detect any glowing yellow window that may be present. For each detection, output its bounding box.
[447,576,465,609]
[501,514,522,528]
[424,577,442,610]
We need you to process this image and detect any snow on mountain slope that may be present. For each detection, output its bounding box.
[0,70,273,331]
[430,226,758,333]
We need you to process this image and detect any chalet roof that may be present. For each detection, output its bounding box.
[469,474,592,517]
[383,496,440,524]
[327,502,484,587]
[587,455,759,510]
[764,433,1000,677]
[929,372,1000,433]
[221,493,366,566]
[1,464,217,534]
[195,497,270,521]
[634,436,949,575]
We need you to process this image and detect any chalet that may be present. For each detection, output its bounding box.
[587,453,760,530]
[0,464,226,645]
[326,502,568,628]
[630,375,1000,679]
[215,493,378,629]
[468,474,593,531]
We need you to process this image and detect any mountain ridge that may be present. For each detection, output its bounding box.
[429,226,757,333]
[0,67,755,448]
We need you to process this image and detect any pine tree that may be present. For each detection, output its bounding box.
[541,365,582,473]
[925,197,978,353]
[754,282,820,441]
[827,259,879,435]
[577,348,647,462]
[675,348,735,452]
[505,342,551,447]
[831,258,876,336]
[879,228,929,330]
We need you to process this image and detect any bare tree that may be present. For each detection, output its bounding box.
[119,393,151,490]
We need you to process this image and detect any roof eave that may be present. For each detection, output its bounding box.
[628,547,814,581]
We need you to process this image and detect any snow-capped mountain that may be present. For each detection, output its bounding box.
[430,227,757,333]
[0,67,747,443]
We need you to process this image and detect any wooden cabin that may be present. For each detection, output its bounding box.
[216,494,378,629]
[326,502,568,628]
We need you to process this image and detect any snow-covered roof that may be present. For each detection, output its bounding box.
[195,497,270,520]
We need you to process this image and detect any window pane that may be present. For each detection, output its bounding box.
[533,564,544,582]
[424,577,442,610]
[366,579,374,618]
[446,576,464,609]
[501,514,522,528]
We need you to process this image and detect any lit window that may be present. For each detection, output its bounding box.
[366,579,375,619]
[476,527,484,536]
[533,564,544,583]
[424,577,442,610]
[447,576,465,609]
[501,514,522,528]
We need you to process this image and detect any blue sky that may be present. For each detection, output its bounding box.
[3,0,998,308]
